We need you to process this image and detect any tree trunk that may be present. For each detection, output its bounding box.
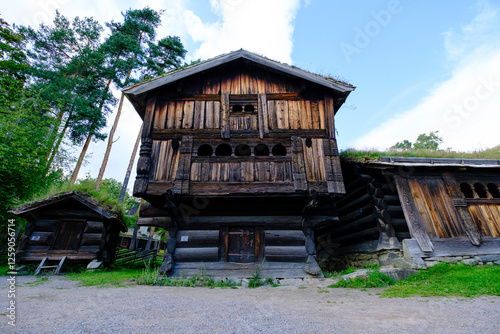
[69,79,113,183]
[45,115,71,174]
[95,93,126,190]
[129,199,144,250]
[70,133,93,185]
[145,226,155,250]
[119,125,142,203]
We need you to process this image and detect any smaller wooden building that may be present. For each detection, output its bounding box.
[10,192,127,270]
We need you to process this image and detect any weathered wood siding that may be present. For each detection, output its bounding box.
[149,139,180,181]
[468,204,500,237]
[21,220,107,262]
[407,177,465,238]
[134,64,345,198]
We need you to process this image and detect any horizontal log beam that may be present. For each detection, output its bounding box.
[265,230,306,246]
[173,247,219,262]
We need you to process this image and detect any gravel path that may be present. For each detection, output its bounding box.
[1,276,499,334]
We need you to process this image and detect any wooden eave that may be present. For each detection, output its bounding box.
[123,49,355,117]
[9,192,127,231]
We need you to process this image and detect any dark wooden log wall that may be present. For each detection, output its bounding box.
[19,219,110,262]
[316,163,407,257]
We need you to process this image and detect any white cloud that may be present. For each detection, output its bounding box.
[183,0,301,63]
[354,1,500,151]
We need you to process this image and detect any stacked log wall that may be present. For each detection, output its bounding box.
[317,163,408,258]
[18,219,112,263]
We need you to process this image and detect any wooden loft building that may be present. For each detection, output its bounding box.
[320,157,500,269]
[10,192,127,273]
[123,49,355,277]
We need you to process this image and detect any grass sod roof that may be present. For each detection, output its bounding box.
[10,188,128,232]
[340,145,500,165]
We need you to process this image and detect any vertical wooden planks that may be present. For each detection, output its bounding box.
[182,101,195,129]
[282,100,290,129]
[275,100,284,129]
[302,138,316,181]
[288,101,300,130]
[194,100,205,130]
[220,93,230,138]
[166,102,176,129]
[324,95,335,138]
[442,173,482,245]
[240,72,249,94]
[311,101,320,130]
[305,101,313,129]
[205,101,214,129]
[190,162,201,181]
[142,94,157,138]
[393,175,434,252]
[258,93,269,138]
[291,136,307,191]
[318,100,326,130]
[268,100,277,130]
[213,101,221,128]
[153,100,168,129]
[173,136,193,194]
[240,162,254,182]
[174,101,183,129]
[298,100,308,130]
[229,162,241,182]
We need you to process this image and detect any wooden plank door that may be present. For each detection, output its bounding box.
[51,220,85,251]
[227,228,255,263]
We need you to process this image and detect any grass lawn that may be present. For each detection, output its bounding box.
[65,268,143,287]
[381,263,500,298]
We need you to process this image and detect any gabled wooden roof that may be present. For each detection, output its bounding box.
[123,49,355,116]
[10,192,127,231]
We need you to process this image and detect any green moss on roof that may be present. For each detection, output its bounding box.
[13,179,128,228]
[340,145,500,163]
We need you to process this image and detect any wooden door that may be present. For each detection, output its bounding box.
[51,220,85,251]
[227,228,255,263]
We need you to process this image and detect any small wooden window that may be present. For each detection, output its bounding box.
[215,144,232,156]
[272,144,287,156]
[487,183,499,198]
[254,144,269,156]
[235,144,251,156]
[460,183,474,198]
[197,144,213,156]
[474,183,487,198]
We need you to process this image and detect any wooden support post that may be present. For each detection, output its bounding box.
[133,139,152,197]
[291,136,307,191]
[393,176,434,252]
[324,95,335,139]
[173,135,193,195]
[221,93,230,138]
[323,138,344,194]
[258,93,269,138]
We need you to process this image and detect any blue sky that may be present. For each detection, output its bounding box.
[3,0,500,187]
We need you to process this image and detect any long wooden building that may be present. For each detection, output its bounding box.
[123,49,355,277]
[319,157,500,269]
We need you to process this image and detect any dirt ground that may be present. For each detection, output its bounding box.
[1,276,499,334]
